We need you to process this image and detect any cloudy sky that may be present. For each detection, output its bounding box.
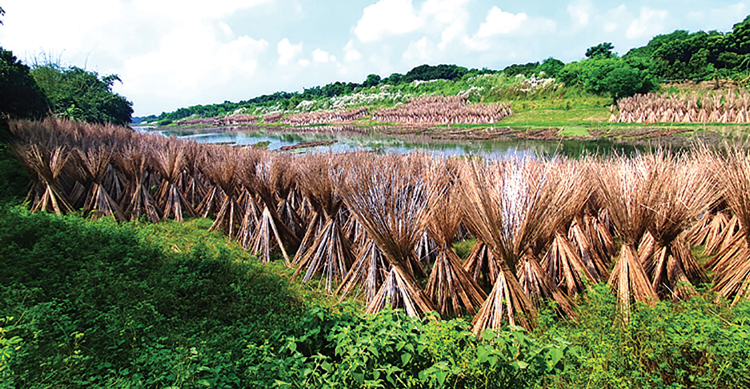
[0,0,747,116]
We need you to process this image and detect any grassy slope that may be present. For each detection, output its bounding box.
[155,76,750,143]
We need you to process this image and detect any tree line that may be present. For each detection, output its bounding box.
[148,14,750,124]
[0,50,133,126]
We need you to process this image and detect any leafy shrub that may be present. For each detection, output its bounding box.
[0,48,48,120]
[540,283,750,389]
[0,208,304,387]
[245,306,570,388]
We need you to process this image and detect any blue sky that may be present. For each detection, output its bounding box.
[0,0,748,116]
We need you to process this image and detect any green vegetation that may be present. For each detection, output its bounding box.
[30,63,133,125]
[0,207,305,387]
[2,204,749,387]
[0,48,133,126]
[0,8,133,127]
[0,49,48,121]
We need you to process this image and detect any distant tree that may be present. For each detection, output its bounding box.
[363,74,381,87]
[604,64,646,99]
[0,48,48,119]
[503,62,539,77]
[401,64,468,83]
[538,57,565,77]
[0,6,5,25]
[559,58,656,100]
[585,42,616,59]
[31,64,133,125]
[624,30,691,62]
[384,73,402,85]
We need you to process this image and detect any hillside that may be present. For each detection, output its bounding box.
[140,14,750,134]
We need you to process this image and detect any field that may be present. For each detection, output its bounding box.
[3,117,750,387]
[146,75,750,144]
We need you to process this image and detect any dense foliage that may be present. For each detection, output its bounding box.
[2,204,749,388]
[542,284,750,388]
[0,209,306,387]
[30,64,133,125]
[0,48,48,120]
[558,56,656,100]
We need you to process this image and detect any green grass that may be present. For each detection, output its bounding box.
[453,238,477,260]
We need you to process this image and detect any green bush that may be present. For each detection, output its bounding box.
[0,139,29,205]
[245,306,569,388]
[540,283,750,389]
[0,208,304,387]
[2,204,750,388]
[0,48,48,120]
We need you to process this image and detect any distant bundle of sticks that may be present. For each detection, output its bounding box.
[282,107,370,126]
[610,91,750,123]
[373,96,513,125]
[177,114,259,127]
[11,117,750,336]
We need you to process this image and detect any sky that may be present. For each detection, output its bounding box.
[0,1,748,116]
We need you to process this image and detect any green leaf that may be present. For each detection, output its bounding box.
[477,345,488,363]
[482,328,496,341]
[401,352,412,366]
[353,372,365,385]
[435,370,447,386]
[550,347,564,367]
[511,360,529,369]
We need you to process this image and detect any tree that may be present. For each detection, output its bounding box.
[538,57,565,78]
[559,58,655,100]
[31,64,133,125]
[363,74,381,87]
[503,62,539,77]
[0,48,48,119]
[0,6,5,25]
[585,42,616,59]
[604,64,645,100]
[401,64,468,83]
[384,73,402,85]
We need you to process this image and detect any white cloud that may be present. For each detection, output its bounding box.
[403,37,434,62]
[462,7,554,52]
[476,7,529,37]
[218,22,234,39]
[343,40,363,62]
[421,0,470,49]
[687,3,748,30]
[602,5,628,33]
[312,48,336,63]
[354,0,422,42]
[567,0,593,28]
[131,0,271,21]
[120,22,269,106]
[277,38,303,66]
[0,0,125,61]
[3,0,742,117]
[626,7,669,40]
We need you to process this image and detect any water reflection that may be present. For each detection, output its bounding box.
[153,125,674,158]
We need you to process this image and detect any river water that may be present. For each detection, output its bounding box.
[139,125,688,159]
